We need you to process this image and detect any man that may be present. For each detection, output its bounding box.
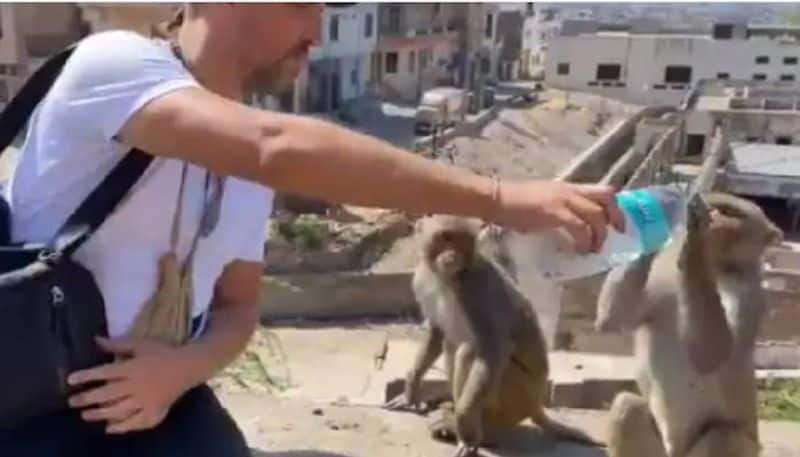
[1,4,623,456]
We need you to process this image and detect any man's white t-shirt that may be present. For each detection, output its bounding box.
[4,31,274,338]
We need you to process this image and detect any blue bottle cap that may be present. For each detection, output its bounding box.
[615,189,672,254]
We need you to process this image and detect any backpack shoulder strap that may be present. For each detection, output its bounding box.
[0,41,154,256]
[0,44,76,152]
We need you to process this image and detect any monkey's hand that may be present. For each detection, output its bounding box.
[680,194,713,271]
[384,392,423,412]
[687,193,712,233]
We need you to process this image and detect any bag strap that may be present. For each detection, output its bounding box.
[0,42,153,257]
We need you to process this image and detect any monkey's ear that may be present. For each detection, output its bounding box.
[414,216,428,234]
[767,226,784,246]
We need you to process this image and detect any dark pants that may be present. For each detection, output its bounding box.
[0,385,250,457]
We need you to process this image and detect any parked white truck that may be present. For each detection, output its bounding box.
[414,87,468,136]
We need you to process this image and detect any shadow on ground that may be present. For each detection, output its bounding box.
[251,450,351,457]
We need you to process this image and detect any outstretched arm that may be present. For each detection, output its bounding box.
[119,87,625,253]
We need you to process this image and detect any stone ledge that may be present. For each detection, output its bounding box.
[260,272,416,321]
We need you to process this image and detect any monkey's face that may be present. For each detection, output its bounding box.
[702,194,784,269]
[417,216,480,278]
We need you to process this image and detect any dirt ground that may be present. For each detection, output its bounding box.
[215,325,800,457]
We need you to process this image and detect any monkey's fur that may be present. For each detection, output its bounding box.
[595,192,783,457]
[386,215,600,456]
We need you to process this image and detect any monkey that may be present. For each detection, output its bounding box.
[385,215,600,456]
[594,192,783,457]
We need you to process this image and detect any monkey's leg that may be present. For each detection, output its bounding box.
[606,392,667,457]
[452,346,509,457]
[386,325,444,412]
[685,424,759,457]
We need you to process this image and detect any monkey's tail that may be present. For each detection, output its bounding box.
[531,407,606,448]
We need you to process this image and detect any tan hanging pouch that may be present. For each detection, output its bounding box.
[129,161,197,346]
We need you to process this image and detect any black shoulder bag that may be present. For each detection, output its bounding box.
[0,44,154,429]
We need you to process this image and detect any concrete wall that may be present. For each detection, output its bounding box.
[310,4,377,61]
[521,12,561,78]
[546,28,800,106]
[0,4,88,103]
[375,38,458,102]
[375,3,463,102]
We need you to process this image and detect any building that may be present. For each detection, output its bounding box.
[0,4,88,103]
[672,78,800,238]
[495,10,523,81]
[521,5,561,79]
[373,3,464,103]
[546,20,800,106]
[306,3,377,112]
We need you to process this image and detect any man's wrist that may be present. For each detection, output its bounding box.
[471,173,497,223]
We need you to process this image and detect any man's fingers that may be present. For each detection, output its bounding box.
[106,409,167,434]
[69,380,131,408]
[565,196,608,253]
[96,336,138,357]
[105,410,148,434]
[555,209,592,254]
[573,183,626,233]
[68,361,130,386]
[81,397,141,423]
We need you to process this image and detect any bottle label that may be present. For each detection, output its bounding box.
[615,189,671,254]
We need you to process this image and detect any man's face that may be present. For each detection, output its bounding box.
[232,3,322,94]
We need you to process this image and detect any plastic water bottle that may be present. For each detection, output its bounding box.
[498,184,689,349]
[505,185,688,348]
[528,184,689,283]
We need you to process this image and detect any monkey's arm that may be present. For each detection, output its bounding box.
[677,232,734,375]
[386,323,444,410]
[726,275,767,360]
[595,253,655,332]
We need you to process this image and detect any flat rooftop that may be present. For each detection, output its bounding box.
[688,79,800,112]
[731,142,800,178]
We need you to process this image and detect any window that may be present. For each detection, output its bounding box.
[781,74,796,81]
[485,13,493,39]
[388,6,401,34]
[713,24,733,39]
[664,65,692,84]
[480,57,490,74]
[557,63,570,75]
[785,57,798,65]
[329,15,339,41]
[385,52,398,74]
[527,2,535,16]
[409,51,416,73]
[596,63,621,81]
[420,49,432,70]
[365,13,373,38]
[753,73,767,81]
[433,3,441,15]
[776,136,793,145]
[686,134,705,156]
[755,55,769,64]
[717,72,730,80]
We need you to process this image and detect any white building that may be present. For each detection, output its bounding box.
[546,20,800,106]
[306,3,377,112]
[373,3,464,103]
[521,5,561,79]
